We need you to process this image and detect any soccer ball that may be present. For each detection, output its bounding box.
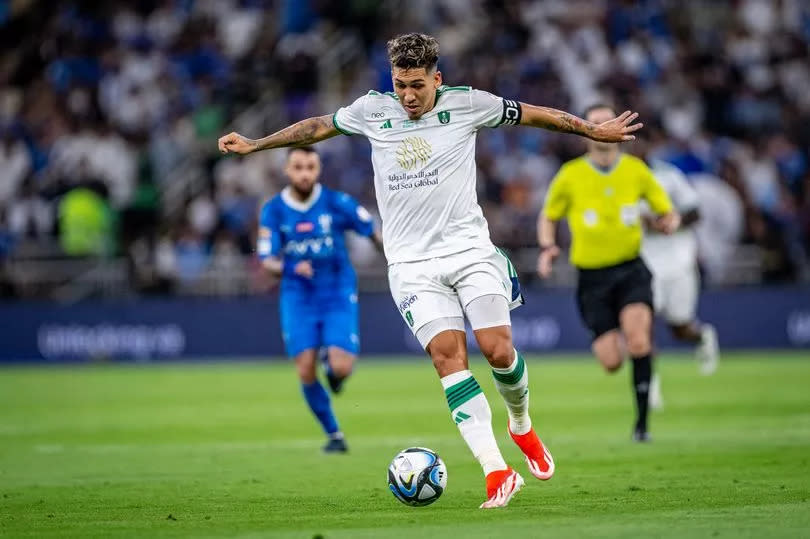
[387,447,447,506]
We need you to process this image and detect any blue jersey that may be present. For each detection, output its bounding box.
[257,184,374,295]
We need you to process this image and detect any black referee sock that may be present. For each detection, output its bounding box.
[631,354,652,432]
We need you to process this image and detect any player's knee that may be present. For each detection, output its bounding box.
[603,362,622,373]
[625,331,651,357]
[329,356,354,378]
[598,354,623,373]
[430,349,465,376]
[294,351,318,383]
[296,363,317,383]
[479,338,514,369]
[592,332,623,373]
[427,338,465,376]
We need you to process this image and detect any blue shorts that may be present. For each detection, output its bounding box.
[279,288,360,357]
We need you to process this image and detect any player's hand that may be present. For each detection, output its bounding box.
[641,214,657,230]
[590,111,643,143]
[294,260,314,279]
[537,245,560,279]
[218,132,257,155]
[654,212,681,235]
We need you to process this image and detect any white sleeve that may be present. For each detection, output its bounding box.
[469,89,522,129]
[668,168,700,212]
[332,95,368,136]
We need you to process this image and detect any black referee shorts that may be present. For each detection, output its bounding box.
[576,257,654,340]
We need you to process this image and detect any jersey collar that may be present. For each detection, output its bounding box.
[586,153,624,176]
[281,183,322,213]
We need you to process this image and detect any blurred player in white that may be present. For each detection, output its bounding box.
[218,33,643,508]
[641,157,720,389]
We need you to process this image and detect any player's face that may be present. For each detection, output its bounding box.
[392,66,442,120]
[285,150,321,198]
[586,107,618,152]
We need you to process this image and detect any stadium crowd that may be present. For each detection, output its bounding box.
[1,0,809,297]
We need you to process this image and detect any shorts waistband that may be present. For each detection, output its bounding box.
[576,257,642,275]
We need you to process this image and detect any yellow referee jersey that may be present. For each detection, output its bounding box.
[543,154,673,269]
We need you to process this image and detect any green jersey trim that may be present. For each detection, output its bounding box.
[436,85,471,95]
[332,112,355,136]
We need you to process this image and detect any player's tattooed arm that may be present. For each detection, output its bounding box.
[519,104,643,143]
[218,115,339,155]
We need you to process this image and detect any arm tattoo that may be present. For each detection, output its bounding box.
[533,106,595,135]
[254,115,338,151]
[521,104,596,137]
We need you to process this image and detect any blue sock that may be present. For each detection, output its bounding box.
[301,381,339,436]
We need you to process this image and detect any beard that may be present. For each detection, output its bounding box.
[291,183,314,199]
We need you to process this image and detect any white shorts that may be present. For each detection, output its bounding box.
[388,245,523,343]
[652,267,699,325]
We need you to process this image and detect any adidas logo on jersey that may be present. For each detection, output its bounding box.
[380,119,392,129]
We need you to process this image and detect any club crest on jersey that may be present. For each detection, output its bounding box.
[318,214,332,233]
[296,221,314,233]
[438,110,450,124]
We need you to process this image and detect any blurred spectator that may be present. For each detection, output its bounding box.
[187,189,218,239]
[8,178,53,240]
[217,184,258,252]
[173,223,209,284]
[0,130,31,205]
[57,182,115,257]
[0,0,808,297]
[692,173,745,284]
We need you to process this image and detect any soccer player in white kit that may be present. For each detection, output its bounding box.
[641,159,720,383]
[218,33,643,508]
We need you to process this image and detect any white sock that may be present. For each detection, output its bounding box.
[491,349,532,435]
[441,370,508,476]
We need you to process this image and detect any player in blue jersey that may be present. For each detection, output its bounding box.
[257,146,383,453]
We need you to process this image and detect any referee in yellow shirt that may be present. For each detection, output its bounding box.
[537,104,680,442]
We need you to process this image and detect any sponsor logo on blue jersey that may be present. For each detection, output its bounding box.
[283,236,335,257]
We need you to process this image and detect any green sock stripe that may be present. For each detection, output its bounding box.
[492,353,526,386]
[447,385,483,410]
[444,377,478,400]
[446,381,481,405]
[445,378,482,410]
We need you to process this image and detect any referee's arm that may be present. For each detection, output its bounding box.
[537,214,560,278]
[643,167,681,234]
[537,173,568,278]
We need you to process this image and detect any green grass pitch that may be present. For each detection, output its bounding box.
[1,353,809,538]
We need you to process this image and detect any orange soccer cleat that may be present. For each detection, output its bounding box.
[480,468,524,509]
[509,426,555,480]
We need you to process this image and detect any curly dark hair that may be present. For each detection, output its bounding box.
[386,33,439,71]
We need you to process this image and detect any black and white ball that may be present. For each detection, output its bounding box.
[387,447,447,506]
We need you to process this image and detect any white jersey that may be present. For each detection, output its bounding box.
[641,160,700,277]
[333,86,521,264]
